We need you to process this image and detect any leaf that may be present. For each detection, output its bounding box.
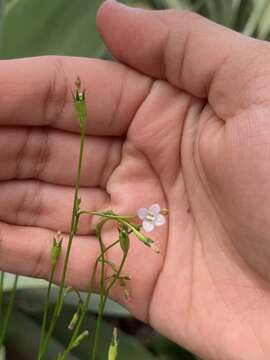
[163,0,192,9]
[0,0,105,58]
[257,1,270,39]
[15,287,130,317]
[1,273,47,291]
[242,0,269,37]
[147,331,196,359]
[4,307,79,360]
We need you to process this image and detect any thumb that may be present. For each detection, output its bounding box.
[96,0,251,99]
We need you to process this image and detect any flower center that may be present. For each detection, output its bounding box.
[145,211,155,223]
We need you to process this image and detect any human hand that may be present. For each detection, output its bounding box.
[1,0,270,358]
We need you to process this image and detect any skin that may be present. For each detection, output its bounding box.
[1,0,270,358]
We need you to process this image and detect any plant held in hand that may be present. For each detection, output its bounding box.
[38,78,167,360]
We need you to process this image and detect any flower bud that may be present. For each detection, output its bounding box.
[71,330,89,350]
[68,312,79,331]
[123,288,132,303]
[132,227,154,247]
[118,226,130,254]
[72,77,87,129]
[108,328,119,360]
[51,231,63,266]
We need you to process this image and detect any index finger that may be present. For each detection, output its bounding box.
[0,56,152,135]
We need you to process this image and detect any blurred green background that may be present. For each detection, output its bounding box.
[1,0,270,60]
[1,0,270,359]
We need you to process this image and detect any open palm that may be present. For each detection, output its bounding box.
[1,1,270,359]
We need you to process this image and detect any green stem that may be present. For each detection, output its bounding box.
[91,297,105,360]
[38,261,57,357]
[59,223,120,360]
[0,272,5,330]
[91,249,128,360]
[0,275,18,345]
[78,212,141,237]
[38,129,86,360]
[91,218,108,360]
[106,253,127,294]
[78,210,136,221]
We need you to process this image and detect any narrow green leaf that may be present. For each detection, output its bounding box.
[243,0,269,37]
[257,1,270,39]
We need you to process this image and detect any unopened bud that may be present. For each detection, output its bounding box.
[71,330,89,349]
[72,77,87,129]
[123,288,132,303]
[108,328,119,360]
[68,311,79,331]
[51,231,63,266]
[118,226,130,254]
[131,227,154,248]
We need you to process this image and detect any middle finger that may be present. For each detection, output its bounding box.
[0,126,122,187]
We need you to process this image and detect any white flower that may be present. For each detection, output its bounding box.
[137,203,166,232]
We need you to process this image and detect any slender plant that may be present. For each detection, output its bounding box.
[37,78,167,360]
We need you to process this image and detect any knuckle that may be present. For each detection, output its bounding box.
[43,56,68,126]
[33,128,50,179]
[31,235,51,279]
[15,181,43,226]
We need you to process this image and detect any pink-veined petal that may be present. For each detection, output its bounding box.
[143,220,154,232]
[155,214,166,226]
[137,208,148,220]
[149,203,160,215]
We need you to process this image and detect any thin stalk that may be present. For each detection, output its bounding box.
[80,211,152,248]
[59,263,99,360]
[106,253,127,295]
[0,275,18,345]
[57,128,86,309]
[0,272,5,329]
[91,246,128,360]
[58,237,120,360]
[78,210,136,221]
[38,261,57,356]
[38,129,86,360]
[91,219,108,360]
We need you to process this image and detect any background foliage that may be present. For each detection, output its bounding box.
[0,0,269,359]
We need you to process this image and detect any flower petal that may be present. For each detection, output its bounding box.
[149,203,160,215]
[143,220,154,232]
[155,214,166,226]
[137,208,148,220]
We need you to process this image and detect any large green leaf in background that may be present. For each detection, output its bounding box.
[1,273,46,291]
[48,305,156,360]
[5,308,79,360]
[0,0,105,58]
[2,273,129,317]
[3,304,155,359]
